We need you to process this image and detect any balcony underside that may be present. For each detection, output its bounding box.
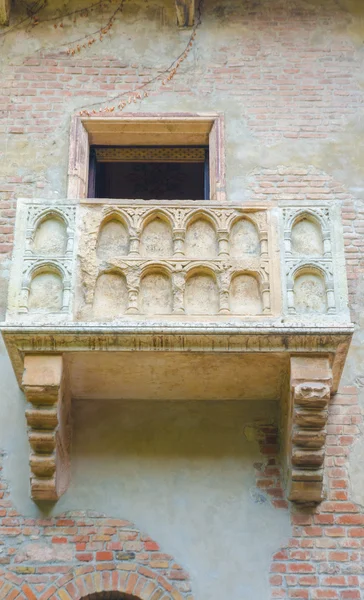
[2,323,353,506]
[3,323,352,396]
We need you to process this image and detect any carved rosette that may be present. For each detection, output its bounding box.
[289,357,332,505]
[23,355,70,501]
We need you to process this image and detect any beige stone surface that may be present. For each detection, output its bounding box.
[288,356,332,505]
[5,198,351,326]
[66,351,288,401]
[22,354,70,500]
[23,355,63,388]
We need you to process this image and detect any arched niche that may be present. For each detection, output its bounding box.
[293,270,327,314]
[28,270,63,312]
[185,216,218,259]
[97,217,129,259]
[291,216,323,256]
[184,270,219,314]
[230,218,260,258]
[140,216,173,258]
[33,215,67,256]
[139,270,173,315]
[229,273,262,315]
[92,271,128,319]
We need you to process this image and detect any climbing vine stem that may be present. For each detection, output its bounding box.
[79,0,203,115]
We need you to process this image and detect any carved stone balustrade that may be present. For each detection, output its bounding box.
[2,198,354,504]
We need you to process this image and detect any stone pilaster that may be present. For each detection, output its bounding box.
[22,355,71,501]
[288,356,332,505]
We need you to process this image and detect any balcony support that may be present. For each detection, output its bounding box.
[288,355,332,505]
[23,355,71,501]
[0,0,10,25]
[175,0,195,27]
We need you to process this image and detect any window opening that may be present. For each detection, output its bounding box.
[88,145,209,200]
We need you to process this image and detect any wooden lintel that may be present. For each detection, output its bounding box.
[0,0,10,26]
[175,0,195,28]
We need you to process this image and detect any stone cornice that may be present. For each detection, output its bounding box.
[2,322,354,393]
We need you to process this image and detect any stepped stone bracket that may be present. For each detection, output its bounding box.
[0,0,10,25]
[175,0,195,27]
[22,355,71,501]
[288,356,332,505]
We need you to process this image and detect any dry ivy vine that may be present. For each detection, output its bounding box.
[0,0,203,116]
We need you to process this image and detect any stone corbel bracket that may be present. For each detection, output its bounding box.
[22,355,71,501]
[288,356,332,505]
[175,0,194,27]
[0,0,10,25]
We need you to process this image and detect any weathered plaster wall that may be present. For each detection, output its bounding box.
[1,0,364,598]
[0,336,289,600]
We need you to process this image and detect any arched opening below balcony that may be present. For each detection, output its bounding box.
[82,594,140,600]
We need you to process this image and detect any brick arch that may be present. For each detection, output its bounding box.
[47,567,187,600]
[0,577,27,600]
[82,594,139,600]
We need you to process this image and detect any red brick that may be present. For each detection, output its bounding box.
[287,563,315,574]
[95,551,113,561]
[76,553,93,562]
[144,541,160,551]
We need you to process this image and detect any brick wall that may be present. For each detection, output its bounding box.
[0,447,192,600]
[1,0,364,598]
[270,387,363,600]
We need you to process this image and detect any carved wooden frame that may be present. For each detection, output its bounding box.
[67,113,226,202]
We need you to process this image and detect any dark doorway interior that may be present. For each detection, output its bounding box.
[88,146,209,200]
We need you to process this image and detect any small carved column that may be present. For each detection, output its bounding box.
[323,231,332,256]
[260,231,269,259]
[218,270,230,314]
[217,230,229,258]
[261,281,271,313]
[19,284,30,313]
[23,355,71,501]
[129,229,140,257]
[288,356,332,505]
[126,270,140,313]
[66,227,74,256]
[326,278,336,314]
[172,270,185,314]
[173,229,185,257]
[126,288,139,313]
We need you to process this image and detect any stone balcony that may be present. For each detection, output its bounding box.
[1,198,354,504]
